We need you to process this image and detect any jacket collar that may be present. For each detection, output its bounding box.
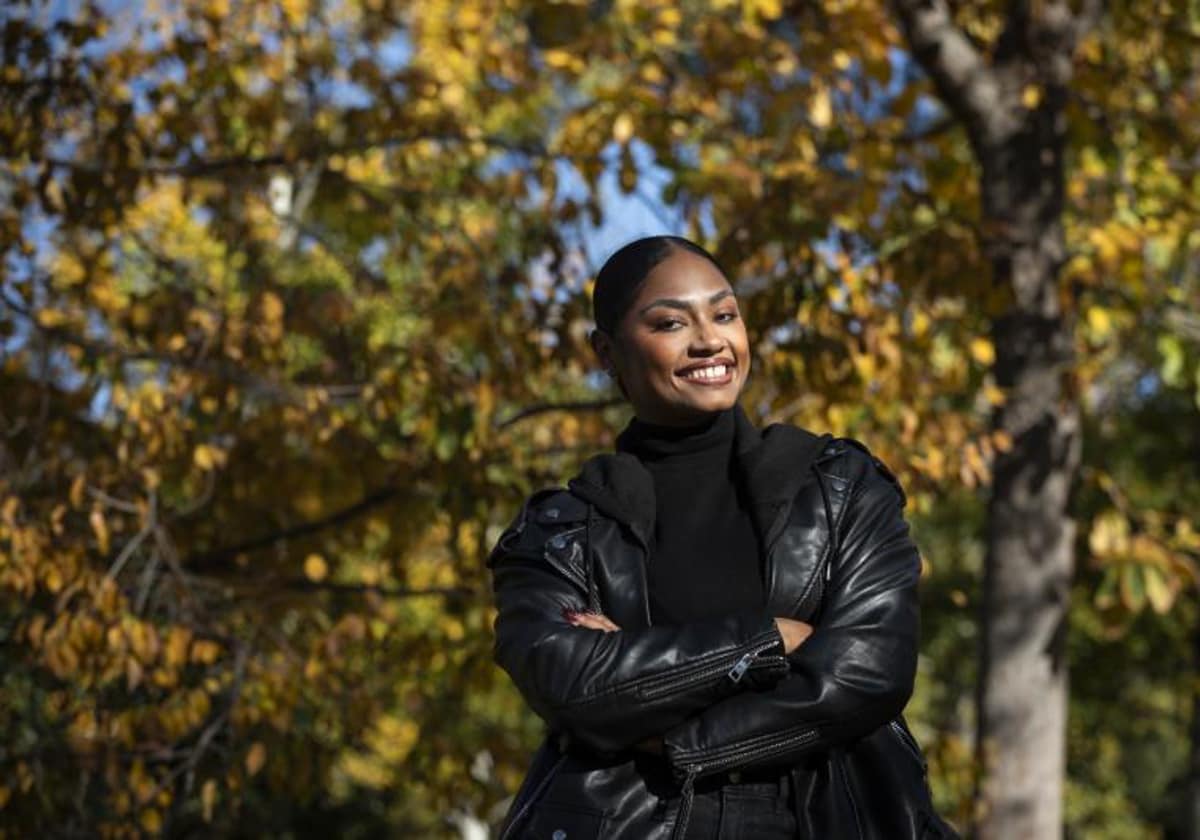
[567,402,833,553]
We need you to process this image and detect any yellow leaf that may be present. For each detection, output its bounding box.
[164,626,192,668]
[261,290,284,324]
[140,809,162,834]
[969,337,995,366]
[304,553,328,582]
[70,474,86,508]
[1089,510,1130,557]
[194,444,216,471]
[367,715,420,764]
[1086,305,1113,340]
[191,639,221,665]
[280,0,306,27]
[543,49,573,68]
[338,751,391,789]
[201,779,217,823]
[910,309,930,339]
[651,27,677,46]
[89,507,110,554]
[612,113,634,144]
[810,86,832,130]
[245,742,266,776]
[1144,566,1174,614]
[1119,564,1146,612]
[36,308,68,328]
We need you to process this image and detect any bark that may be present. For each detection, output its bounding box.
[890,1,1091,836]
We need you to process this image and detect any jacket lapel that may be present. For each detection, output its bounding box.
[731,404,832,552]
[567,403,832,570]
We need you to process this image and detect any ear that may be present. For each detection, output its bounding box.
[589,328,614,374]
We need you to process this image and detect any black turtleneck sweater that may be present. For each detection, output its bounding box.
[614,406,766,626]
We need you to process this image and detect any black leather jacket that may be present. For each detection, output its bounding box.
[486,405,957,839]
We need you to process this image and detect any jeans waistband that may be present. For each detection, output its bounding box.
[693,764,792,797]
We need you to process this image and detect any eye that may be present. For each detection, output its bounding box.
[715,310,739,322]
[654,318,684,331]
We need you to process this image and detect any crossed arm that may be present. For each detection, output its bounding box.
[563,609,814,754]
[488,544,793,755]
[564,470,920,776]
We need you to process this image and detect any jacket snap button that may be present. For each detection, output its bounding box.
[549,534,567,549]
[728,770,741,783]
[552,830,567,840]
[545,507,560,519]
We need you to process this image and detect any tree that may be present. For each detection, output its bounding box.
[888,2,1088,834]
[3,0,1199,835]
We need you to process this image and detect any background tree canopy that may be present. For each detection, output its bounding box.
[2,0,1198,837]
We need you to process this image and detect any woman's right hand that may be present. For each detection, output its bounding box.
[773,617,814,654]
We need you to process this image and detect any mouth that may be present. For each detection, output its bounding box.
[676,360,736,386]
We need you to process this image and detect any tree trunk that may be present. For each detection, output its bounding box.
[975,109,1081,839]
[890,1,1090,836]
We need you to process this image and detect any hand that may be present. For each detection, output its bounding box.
[563,608,621,632]
[773,617,814,654]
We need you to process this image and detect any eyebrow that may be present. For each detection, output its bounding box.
[636,289,735,316]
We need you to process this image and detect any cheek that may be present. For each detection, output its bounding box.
[629,337,680,378]
[725,325,750,359]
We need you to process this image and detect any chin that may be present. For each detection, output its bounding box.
[679,395,738,417]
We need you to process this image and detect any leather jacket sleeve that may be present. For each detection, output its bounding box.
[660,450,920,782]
[487,489,790,756]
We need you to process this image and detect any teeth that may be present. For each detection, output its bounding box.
[683,364,728,380]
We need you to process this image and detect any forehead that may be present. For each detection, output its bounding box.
[631,249,732,304]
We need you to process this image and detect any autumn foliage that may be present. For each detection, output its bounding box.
[2,0,1199,836]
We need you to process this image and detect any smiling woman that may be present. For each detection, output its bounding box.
[587,238,751,426]
[485,234,958,840]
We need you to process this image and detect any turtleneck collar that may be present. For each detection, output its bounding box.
[614,405,737,472]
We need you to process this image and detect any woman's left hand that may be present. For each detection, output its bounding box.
[564,609,621,632]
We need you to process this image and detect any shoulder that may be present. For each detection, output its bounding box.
[485,486,591,568]
[814,436,908,509]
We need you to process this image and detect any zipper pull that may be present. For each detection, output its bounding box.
[727,651,755,683]
[669,766,700,840]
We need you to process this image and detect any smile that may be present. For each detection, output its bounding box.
[679,364,734,384]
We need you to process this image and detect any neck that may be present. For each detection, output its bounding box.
[615,405,737,469]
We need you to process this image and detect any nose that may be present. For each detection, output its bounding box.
[689,318,724,354]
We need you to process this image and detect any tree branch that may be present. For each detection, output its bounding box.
[269,581,474,599]
[185,480,403,570]
[38,131,573,181]
[495,396,623,429]
[890,0,1000,140]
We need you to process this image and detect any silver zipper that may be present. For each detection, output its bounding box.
[671,724,820,776]
[635,634,784,700]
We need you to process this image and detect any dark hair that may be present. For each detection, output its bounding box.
[591,235,727,335]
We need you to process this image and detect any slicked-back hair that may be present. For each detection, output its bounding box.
[591,235,727,336]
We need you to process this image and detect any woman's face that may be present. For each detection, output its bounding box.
[592,248,751,426]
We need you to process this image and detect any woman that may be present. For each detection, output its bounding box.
[486,235,958,839]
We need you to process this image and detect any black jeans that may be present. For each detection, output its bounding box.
[678,770,798,840]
